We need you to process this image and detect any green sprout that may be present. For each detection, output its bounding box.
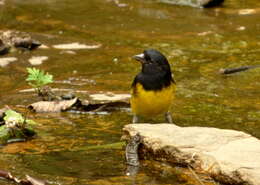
[3,109,36,128]
[26,67,53,94]
[1,109,36,142]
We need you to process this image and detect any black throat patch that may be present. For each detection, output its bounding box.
[132,70,174,94]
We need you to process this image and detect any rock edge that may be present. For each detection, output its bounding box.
[122,124,260,185]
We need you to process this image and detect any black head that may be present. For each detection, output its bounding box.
[133,49,171,74]
[132,49,175,91]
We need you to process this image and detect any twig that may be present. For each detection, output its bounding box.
[22,109,30,128]
[92,104,107,112]
[219,65,260,75]
[188,165,205,185]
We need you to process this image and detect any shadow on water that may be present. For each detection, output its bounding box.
[0,0,259,184]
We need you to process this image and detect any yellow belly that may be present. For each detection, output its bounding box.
[130,83,175,117]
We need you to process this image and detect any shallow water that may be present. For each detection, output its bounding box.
[0,0,259,184]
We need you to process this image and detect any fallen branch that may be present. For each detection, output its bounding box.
[188,165,205,185]
[219,65,260,75]
[28,97,129,113]
[0,169,47,185]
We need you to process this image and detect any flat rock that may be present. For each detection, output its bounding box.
[122,124,260,185]
[89,93,130,101]
[28,56,48,65]
[52,42,101,50]
[0,30,41,53]
[0,57,17,67]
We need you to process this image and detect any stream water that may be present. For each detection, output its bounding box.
[0,0,259,184]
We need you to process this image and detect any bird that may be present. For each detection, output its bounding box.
[130,49,176,123]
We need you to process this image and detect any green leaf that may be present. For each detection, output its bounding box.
[26,67,53,89]
[0,125,7,132]
[26,119,37,125]
[3,110,37,126]
[3,110,24,123]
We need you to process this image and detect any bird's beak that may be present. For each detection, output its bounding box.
[132,53,145,63]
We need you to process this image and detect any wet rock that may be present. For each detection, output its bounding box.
[202,0,224,7]
[0,57,17,67]
[122,124,260,185]
[125,133,141,166]
[238,9,256,15]
[0,40,10,55]
[53,42,101,50]
[89,93,130,101]
[61,92,76,100]
[28,56,48,65]
[0,30,41,53]
[0,109,36,145]
[159,0,224,8]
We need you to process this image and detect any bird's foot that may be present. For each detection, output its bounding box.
[132,115,139,123]
[165,112,173,123]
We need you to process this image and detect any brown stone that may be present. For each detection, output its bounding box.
[122,124,260,185]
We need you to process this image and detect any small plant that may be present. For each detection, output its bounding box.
[26,67,53,95]
[3,109,36,129]
[0,109,36,144]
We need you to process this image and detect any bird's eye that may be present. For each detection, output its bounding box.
[144,54,151,61]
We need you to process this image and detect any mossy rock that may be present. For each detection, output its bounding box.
[0,109,37,145]
[0,125,36,145]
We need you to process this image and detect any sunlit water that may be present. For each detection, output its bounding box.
[0,0,259,184]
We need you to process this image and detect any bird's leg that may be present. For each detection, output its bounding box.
[132,115,139,123]
[165,112,173,123]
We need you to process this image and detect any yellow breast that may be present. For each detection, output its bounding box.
[130,83,175,117]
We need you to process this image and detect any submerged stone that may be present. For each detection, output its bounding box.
[122,124,260,185]
[0,125,36,145]
[0,109,36,145]
[0,40,10,55]
[53,42,101,50]
[28,56,48,65]
[0,57,17,67]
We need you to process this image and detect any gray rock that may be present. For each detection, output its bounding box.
[122,124,260,185]
[0,39,10,55]
[0,30,41,53]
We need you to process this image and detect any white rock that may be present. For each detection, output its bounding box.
[237,26,246,31]
[0,57,17,67]
[28,56,48,65]
[38,44,49,49]
[238,9,256,15]
[123,124,260,185]
[90,93,130,101]
[53,42,101,50]
[59,50,76,55]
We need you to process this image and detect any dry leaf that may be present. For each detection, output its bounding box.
[28,98,78,112]
[26,175,47,185]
